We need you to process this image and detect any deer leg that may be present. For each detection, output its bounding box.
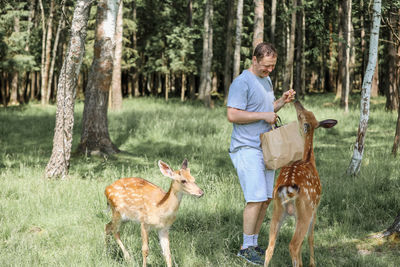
[108,212,131,261]
[141,223,150,267]
[308,214,316,267]
[265,200,286,266]
[159,228,172,267]
[289,209,313,267]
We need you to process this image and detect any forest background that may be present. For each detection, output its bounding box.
[1,0,400,266]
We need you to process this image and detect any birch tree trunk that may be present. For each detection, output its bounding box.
[110,0,123,110]
[253,0,264,49]
[223,0,234,104]
[78,0,120,156]
[45,0,93,178]
[346,0,381,175]
[233,0,243,78]
[282,0,297,92]
[382,211,400,237]
[198,0,213,106]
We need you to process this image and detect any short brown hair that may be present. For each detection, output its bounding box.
[253,42,277,62]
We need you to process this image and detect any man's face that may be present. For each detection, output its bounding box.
[252,55,277,78]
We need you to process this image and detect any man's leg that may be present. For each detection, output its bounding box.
[243,202,264,236]
[237,201,265,265]
[254,198,272,235]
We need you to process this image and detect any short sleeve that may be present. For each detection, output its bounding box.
[227,78,248,110]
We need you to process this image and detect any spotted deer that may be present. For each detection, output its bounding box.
[264,101,337,267]
[105,159,204,267]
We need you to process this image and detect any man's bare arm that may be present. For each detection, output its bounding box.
[227,107,277,124]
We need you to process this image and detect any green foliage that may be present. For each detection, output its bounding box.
[0,2,37,72]
[166,26,198,74]
[0,95,399,266]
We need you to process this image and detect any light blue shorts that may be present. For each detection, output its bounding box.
[229,147,275,202]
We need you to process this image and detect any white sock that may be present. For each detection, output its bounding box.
[242,234,254,249]
[253,234,259,247]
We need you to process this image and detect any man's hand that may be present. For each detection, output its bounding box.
[264,112,278,124]
[282,89,296,103]
[274,89,296,112]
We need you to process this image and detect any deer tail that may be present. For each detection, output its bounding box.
[277,184,300,204]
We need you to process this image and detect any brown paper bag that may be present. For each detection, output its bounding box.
[260,121,304,170]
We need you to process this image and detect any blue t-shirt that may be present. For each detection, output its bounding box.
[227,69,275,152]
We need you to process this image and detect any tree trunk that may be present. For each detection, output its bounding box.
[41,0,55,105]
[347,0,381,175]
[187,0,193,26]
[371,59,379,97]
[270,0,276,44]
[181,72,186,101]
[110,0,123,110]
[393,96,400,155]
[22,0,36,104]
[223,0,235,104]
[341,0,351,112]
[45,0,93,178]
[327,22,335,92]
[47,1,66,103]
[198,0,213,106]
[165,73,170,101]
[294,0,303,99]
[336,0,344,99]
[282,0,297,92]
[189,74,195,99]
[204,2,214,107]
[392,18,400,156]
[78,0,121,156]
[39,0,46,103]
[10,15,20,106]
[233,0,243,78]
[385,28,399,111]
[383,211,400,237]
[132,1,140,98]
[360,0,366,85]
[1,72,7,106]
[253,0,264,49]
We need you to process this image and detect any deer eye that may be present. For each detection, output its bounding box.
[181,180,187,184]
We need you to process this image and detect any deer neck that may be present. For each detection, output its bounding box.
[302,130,316,166]
[157,180,183,211]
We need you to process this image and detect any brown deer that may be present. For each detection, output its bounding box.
[264,101,337,267]
[105,159,204,267]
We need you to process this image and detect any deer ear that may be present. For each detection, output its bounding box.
[181,159,188,170]
[318,119,337,129]
[158,160,174,178]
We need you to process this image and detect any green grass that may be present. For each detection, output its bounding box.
[0,94,399,266]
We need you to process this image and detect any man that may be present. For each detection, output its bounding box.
[227,42,295,265]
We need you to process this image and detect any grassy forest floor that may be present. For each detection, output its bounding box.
[0,94,399,266]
